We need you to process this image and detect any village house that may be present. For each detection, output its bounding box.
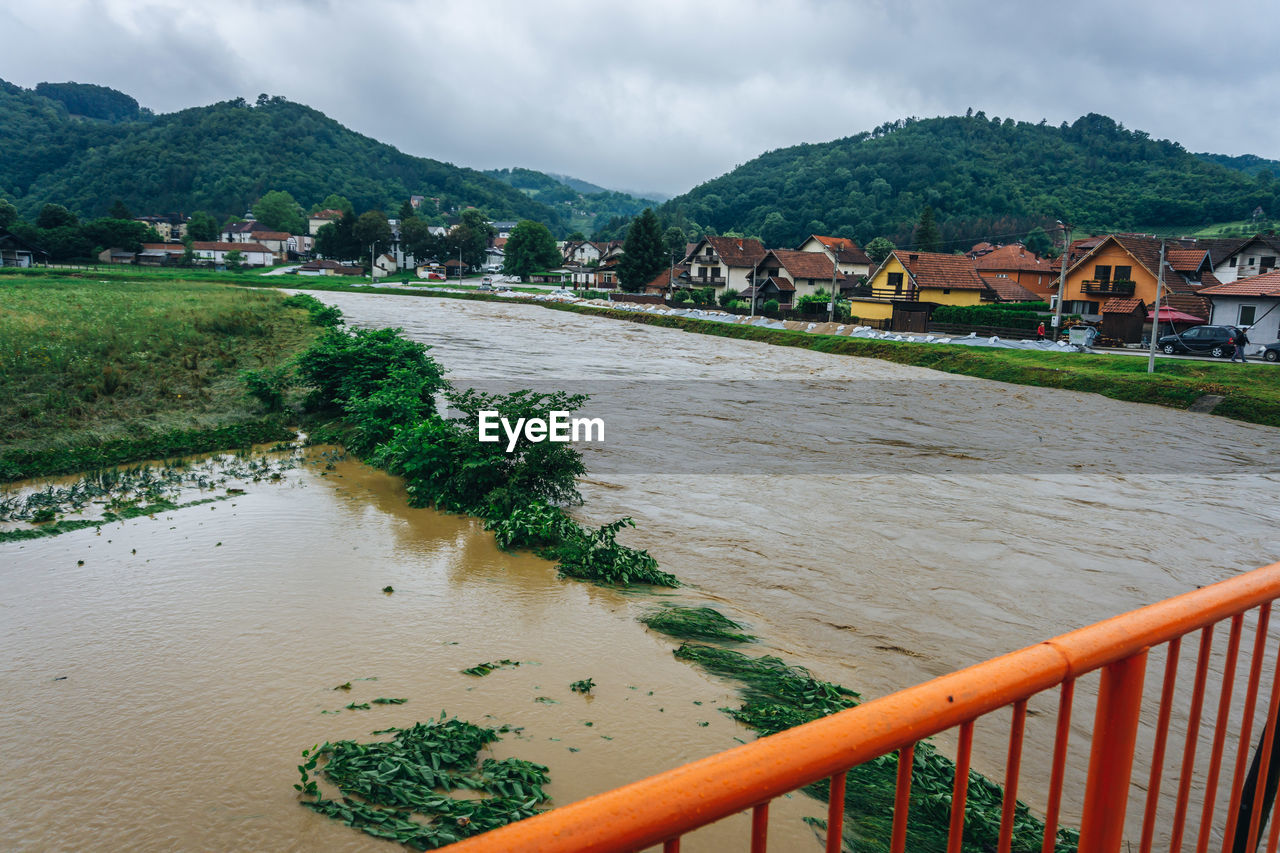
[298,258,364,276]
[683,236,767,297]
[1056,234,1210,342]
[743,249,848,310]
[642,263,691,296]
[308,209,344,236]
[133,214,187,241]
[0,231,39,267]
[191,241,274,267]
[138,243,186,265]
[1205,234,1280,283]
[562,240,601,266]
[221,221,294,260]
[794,234,871,278]
[853,251,996,328]
[1199,269,1280,348]
[972,243,1059,299]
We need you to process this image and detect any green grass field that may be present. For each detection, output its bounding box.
[0,271,320,479]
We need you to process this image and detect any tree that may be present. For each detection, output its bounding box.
[865,237,895,265]
[186,211,220,242]
[616,208,665,292]
[314,194,355,216]
[36,203,78,229]
[913,205,942,253]
[107,199,132,220]
[663,225,687,259]
[252,190,306,234]
[459,208,497,243]
[315,210,360,260]
[82,218,156,252]
[224,249,245,270]
[400,217,441,265]
[566,230,586,242]
[398,200,416,221]
[0,198,17,230]
[353,210,392,262]
[502,220,561,281]
[1025,227,1053,258]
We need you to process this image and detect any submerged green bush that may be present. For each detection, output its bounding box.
[548,517,678,587]
[295,327,445,415]
[641,606,757,643]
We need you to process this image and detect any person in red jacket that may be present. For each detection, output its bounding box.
[1036,321,1046,341]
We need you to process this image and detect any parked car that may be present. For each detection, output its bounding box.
[1263,342,1280,362]
[1157,325,1244,358]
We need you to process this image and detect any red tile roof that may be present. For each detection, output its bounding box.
[1167,248,1210,273]
[801,234,872,266]
[758,249,844,282]
[1197,268,1280,297]
[700,235,766,267]
[1101,298,1145,314]
[141,243,184,253]
[979,273,1041,302]
[973,244,1053,274]
[895,251,990,291]
[251,230,292,241]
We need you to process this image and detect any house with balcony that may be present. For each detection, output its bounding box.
[851,251,995,325]
[683,236,766,297]
[1056,234,1209,339]
[794,235,872,279]
[742,249,849,310]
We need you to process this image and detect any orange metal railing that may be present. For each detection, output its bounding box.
[448,561,1280,853]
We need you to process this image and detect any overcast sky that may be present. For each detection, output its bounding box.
[4,0,1277,198]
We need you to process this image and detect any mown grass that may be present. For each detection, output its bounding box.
[0,272,320,480]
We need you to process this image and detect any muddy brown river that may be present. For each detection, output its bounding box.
[4,291,1280,850]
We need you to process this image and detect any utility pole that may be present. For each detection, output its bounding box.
[1052,221,1071,339]
[458,245,463,287]
[370,241,376,282]
[828,243,839,323]
[748,270,757,320]
[1147,239,1166,374]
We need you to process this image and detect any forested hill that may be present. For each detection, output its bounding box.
[660,113,1279,248]
[483,166,658,234]
[0,80,561,227]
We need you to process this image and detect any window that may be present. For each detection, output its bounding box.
[1094,265,1112,282]
[888,272,904,293]
[1230,258,1238,268]
[1239,305,1257,326]
[942,288,951,294]
[1248,257,1257,266]
[1114,265,1132,282]
[1263,256,1276,272]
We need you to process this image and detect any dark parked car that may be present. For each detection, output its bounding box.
[1157,325,1244,358]
[1264,342,1280,362]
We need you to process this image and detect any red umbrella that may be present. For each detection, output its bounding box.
[1146,306,1204,323]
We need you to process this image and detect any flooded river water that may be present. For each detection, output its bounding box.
[5,291,1280,850]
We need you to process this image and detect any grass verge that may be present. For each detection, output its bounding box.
[0,273,320,481]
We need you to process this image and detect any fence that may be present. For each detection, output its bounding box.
[448,560,1280,852]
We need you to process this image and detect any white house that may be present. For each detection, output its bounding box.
[372,253,399,278]
[191,242,274,267]
[1199,269,1280,348]
[308,209,344,236]
[1208,235,1280,284]
[795,234,872,278]
[683,236,767,296]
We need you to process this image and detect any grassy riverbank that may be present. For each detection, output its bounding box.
[230,276,1280,429]
[0,273,320,480]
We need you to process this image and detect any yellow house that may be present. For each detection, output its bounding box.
[851,251,994,321]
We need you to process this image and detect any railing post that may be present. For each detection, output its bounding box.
[1078,650,1148,851]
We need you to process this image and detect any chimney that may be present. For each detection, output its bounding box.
[908,253,919,264]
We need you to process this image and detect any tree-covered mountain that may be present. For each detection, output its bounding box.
[660,113,1279,249]
[483,166,658,234]
[0,81,562,229]
[1195,152,1280,179]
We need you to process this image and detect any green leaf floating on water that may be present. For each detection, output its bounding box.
[461,659,521,677]
[372,697,407,705]
[297,712,550,848]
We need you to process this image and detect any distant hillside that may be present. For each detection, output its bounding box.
[484,166,658,233]
[660,113,1279,248]
[1196,152,1280,179]
[0,81,561,228]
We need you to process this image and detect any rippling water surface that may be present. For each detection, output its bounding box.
[5,291,1280,850]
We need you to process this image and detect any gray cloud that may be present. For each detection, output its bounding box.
[2,0,1276,197]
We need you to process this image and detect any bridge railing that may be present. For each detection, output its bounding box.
[448,561,1280,853]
